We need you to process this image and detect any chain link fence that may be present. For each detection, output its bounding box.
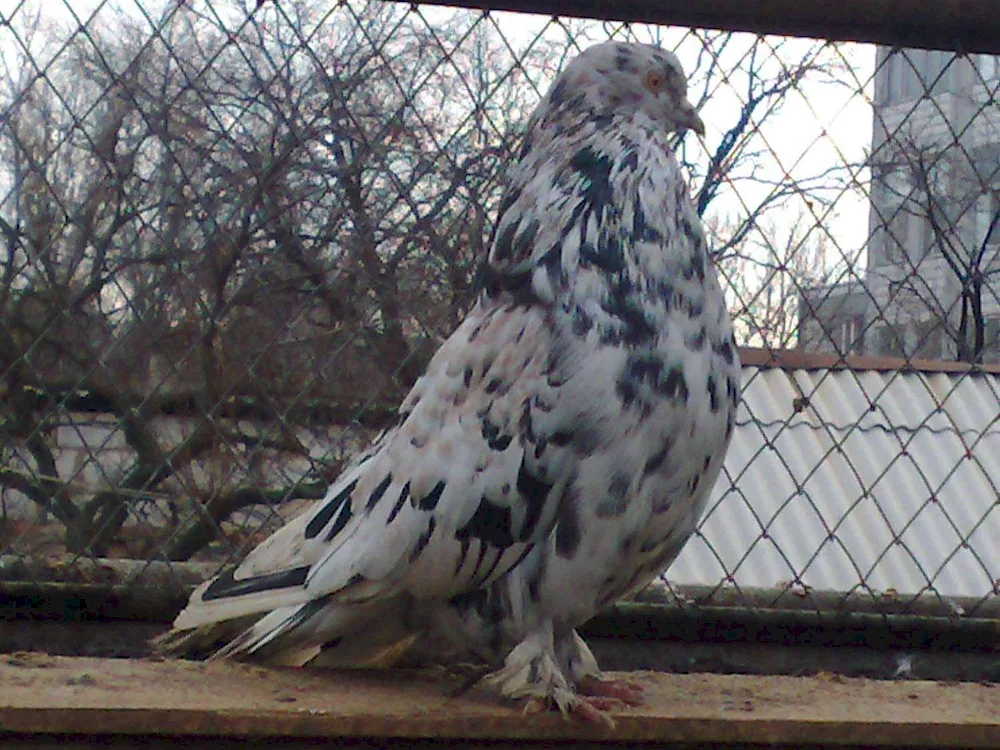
[0,0,997,647]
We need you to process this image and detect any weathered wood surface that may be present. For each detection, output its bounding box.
[0,654,996,747]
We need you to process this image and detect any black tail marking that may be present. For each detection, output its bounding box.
[202,566,310,602]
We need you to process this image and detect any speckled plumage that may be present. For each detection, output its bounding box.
[157,41,740,718]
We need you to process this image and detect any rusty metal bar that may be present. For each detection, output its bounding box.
[421,0,1000,53]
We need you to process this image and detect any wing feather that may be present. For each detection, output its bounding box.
[170,300,578,637]
[303,302,570,600]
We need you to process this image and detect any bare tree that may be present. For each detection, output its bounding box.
[0,0,861,561]
[0,0,561,558]
[713,212,844,349]
[877,135,1000,363]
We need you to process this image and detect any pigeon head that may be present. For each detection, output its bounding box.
[545,41,704,136]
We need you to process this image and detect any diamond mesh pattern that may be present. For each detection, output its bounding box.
[0,0,997,625]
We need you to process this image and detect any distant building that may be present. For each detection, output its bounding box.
[801,49,1000,361]
[797,280,868,355]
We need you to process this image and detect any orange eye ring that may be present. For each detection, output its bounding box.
[643,70,664,93]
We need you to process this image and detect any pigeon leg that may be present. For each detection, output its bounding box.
[484,627,579,714]
[484,627,638,727]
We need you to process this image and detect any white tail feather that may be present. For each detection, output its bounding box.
[193,593,417,668]
[172,579,311,632]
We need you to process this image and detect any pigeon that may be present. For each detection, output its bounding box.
[156,40,740,721]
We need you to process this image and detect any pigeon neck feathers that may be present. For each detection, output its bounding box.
[483,51,721,352]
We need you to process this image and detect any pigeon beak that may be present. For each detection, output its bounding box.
[676,100,705,136]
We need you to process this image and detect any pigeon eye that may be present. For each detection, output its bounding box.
[643,71,664,93]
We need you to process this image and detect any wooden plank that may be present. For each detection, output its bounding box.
[413,0,1000,54]
[0,655,996,747]
[737,347,1000,375]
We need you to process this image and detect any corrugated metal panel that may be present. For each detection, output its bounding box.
[667,365,1000,599]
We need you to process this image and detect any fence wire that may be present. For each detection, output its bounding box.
[0,0,998,631]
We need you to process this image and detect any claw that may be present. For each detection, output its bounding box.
[518,694,616,728]
[572,696,617,728]
[521,697,548,715]
[513,683,634,728]
[577,675,645,706]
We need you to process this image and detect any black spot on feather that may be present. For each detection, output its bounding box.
[202,565,310,601]
[410,517,436,562]
[643,439,671,475]
[707,375,720,412]
[365,474,393,512]
[514,218,540,260]
[528,566,543,602]
[478,264,538,305]
[680,216,698,242]
[516,456,553,541]
[416,480,447,511]
[496,186,521,222]
[633,202,663,243]
[596,472,631,518]
[550,429,574,446]
[305,479,358,539]
[603,275,656,344]
[661,366,689,403]
[492,222,519,263]
[571,305,593,335]
[454,537,470,575]
[457,497,514,548]
[715,338,735,365]
[324,499,353,542]
[519,399,536,443]
[570,146,614,211]
[386,482,410,524]
[616,378,637,407]
[517,133,534,160]
[481,413,513,451]
[491,433,513,451]
[685,327,706,351]
[555,490,581,559]
[549,77,569,106]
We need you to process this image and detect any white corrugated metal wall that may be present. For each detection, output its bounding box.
[668,364,1000,600]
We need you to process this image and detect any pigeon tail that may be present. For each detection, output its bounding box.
[155,590,418,668]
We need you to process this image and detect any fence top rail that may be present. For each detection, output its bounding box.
[425,0,1000,54]
[739,348,1000,375]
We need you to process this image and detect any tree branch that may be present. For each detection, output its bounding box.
[163,479,329,561]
